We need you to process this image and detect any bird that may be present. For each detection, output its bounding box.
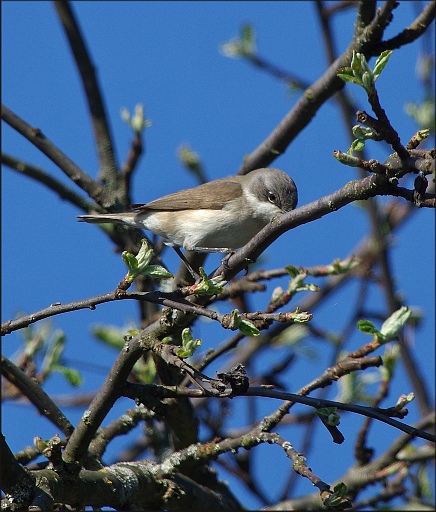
[77,168,298,256]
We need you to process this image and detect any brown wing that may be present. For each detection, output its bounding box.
[132,176,244,212]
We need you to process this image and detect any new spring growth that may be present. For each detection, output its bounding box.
[315,407,341,426]
[357,306,412,345]
[395,392,415,411]
[337,50,393,95]
[347,125,380,155]
[285,266,320,294]
[225,309,260,336]
[120,103,152,133]
[220,23,256,58]
[176,328,202,358]
[184,267,227,295]
[177,144,206,183]
[323,483,350,509]
[122,239,173,284]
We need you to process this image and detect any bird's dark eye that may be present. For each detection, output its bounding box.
[268,192,277,204]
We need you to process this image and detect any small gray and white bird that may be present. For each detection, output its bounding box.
[78,168,298,252]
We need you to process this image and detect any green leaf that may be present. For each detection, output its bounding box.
[122,251,138,270]
[241,24,254,47]
[52,365,83,387]
[349,139,365,153]
[122,239,173,282]
[92,325,125,349]
[380,306,411,342]
[285,265,299,278]
[143,265,174,279]
[352,125,378,140]
[337,71,363,87]
[186,268,227,295]
[176,328,202,358]
[324,482,350,508]
[357,319,382,338]
[238,319,260,337]
[373,50,393,81]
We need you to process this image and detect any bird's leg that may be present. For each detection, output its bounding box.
[171,246,202,281]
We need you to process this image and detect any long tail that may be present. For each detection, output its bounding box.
[77,213,136,225]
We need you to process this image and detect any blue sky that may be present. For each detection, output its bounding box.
[2,2,434,509]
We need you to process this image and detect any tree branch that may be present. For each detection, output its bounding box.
[1,153,101,213]
[1,104,103,201]
[1,356,74,437]
[53,0,119,189]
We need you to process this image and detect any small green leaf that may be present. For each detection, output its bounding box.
[357,319,382,338]
[337,70,363,87]
[53,365,83,387]
[352,125,378,139]
[122,251,139,271]
[176,328,202,358]
[285,265,299,278]
[380,306,411,342]
[238,319,260,337]
[351,51,361,74]
[142,264,174,279]
[92,325,125,348]
[324,482,350,508]
[122,239,173,282]
[349,139,365,153]
[241,24,254,47]
[220,23,256,58]
[34,437,48,453]
[373,50,393,81]
[186,268,226,295]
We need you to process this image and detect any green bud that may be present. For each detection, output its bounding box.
[271,286,284,302]
[351,51,361,75]
[315,407,340,426]
[362,71,374,93]
[333,150,362,167]
[186,268,227,295]
[34,436,48,453]
[121,104,152,133]
[395,392,414,410]
[176,328,202,358]
[122,239,173,283]
[177,144,205,182]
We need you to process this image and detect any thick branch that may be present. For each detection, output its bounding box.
[53,0,119,189]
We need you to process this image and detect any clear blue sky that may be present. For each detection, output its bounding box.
[2,2,434,509]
